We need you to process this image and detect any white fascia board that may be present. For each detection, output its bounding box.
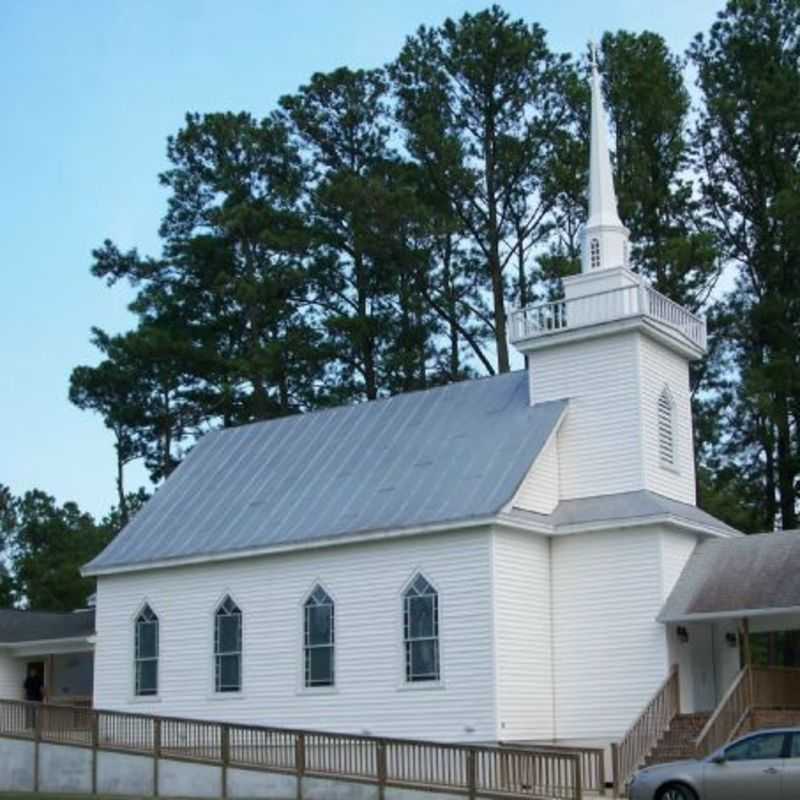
[5,636,95,656]
[83,516,497,578]
[496,510,733,540]
[659,605,800,625]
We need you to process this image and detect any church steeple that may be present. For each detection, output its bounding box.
[581,44,630,274]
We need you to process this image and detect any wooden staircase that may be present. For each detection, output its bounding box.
[643,712,710,767]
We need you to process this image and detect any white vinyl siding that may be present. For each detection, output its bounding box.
[511,432,560,514]
[639,337,695,504]
[493,530,553,741]
[94,529,495,742]
[551,528,673,741]
[0,652,24,700]
[529,332,643,499]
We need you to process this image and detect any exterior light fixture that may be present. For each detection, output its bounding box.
[725,632,738,648]
[676,626,689,644]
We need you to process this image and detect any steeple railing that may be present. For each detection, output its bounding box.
[509,283,707,352]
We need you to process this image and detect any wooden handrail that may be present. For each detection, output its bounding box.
[0,698,584,800]
[612,665,680,796]
[694,665,751,758]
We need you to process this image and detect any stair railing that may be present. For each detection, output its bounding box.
[612,664,680,796]
[694,665,753,758]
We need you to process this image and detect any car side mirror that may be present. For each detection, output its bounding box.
[711,752,726,765]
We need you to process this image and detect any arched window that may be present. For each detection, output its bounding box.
[590,238,601,269]
[214,596,242,693]
[304,585,334,687]
[403,574,440,682]
[134,604,158,696]
[658,386,676,467]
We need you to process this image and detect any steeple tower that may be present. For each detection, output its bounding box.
[582,44,630,274]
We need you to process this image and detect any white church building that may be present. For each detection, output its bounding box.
[2,58,755,761]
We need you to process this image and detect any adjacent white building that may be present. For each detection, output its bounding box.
[1,57,743,754]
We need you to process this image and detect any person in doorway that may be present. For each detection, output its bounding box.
[23,665,44,703]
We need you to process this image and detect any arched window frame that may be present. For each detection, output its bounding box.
[134,603,159,697]
[658,385,678,469]
[214,594,242,693]
[403,573,440,683]
[304,584,334,688]
[590,238,601,269]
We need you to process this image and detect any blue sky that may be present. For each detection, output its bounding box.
[0,0,727,517]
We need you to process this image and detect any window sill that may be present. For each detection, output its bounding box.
[129,695,161,704]
[396,681,446,692]
[296,686,338,696]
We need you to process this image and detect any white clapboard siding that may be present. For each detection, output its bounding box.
[0,652,24,700]
[511,431,560,514]
[492,530,553,741]
[528,332,643,500]
[660,530,697,602]
[551,527,681,741]
[639,336,696,504]
[94,529,496,742]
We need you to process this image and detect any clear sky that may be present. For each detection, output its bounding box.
[0,0,727,518]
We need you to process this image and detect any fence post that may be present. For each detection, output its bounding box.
[376,739,387,800]
[597,748,606,796]
[153,717,161,798]
[295,733,305,800]
[610,743,620,798]
[466,748,476,800]
[33,704,42,793]
[221,724,230,798]
[573,753,583,800]
[91,710,99,795]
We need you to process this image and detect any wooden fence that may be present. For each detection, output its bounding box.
[0,699,585,800]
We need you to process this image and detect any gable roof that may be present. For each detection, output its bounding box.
[659,531,800,623]
[0,609,95,644]
[86,372,567,574]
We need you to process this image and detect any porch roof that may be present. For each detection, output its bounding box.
[659,531,800,623]
[0,609,95,645]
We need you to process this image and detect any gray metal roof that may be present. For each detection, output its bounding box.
[549,490,738,533]
[87,372,567,573]
[0,609,95,644]
[659,532,800,622]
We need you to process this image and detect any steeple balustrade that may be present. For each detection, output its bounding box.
[510,283,707,351]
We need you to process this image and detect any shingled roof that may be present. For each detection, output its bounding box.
[0,609,95,644]
[86,371,567,574]
[659,532,800,622]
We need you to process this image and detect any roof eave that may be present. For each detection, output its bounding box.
[83,514,500,578]
[659,604,800,625]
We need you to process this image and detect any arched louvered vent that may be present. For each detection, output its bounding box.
[658,386,676,467]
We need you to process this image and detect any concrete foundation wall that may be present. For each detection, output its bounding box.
[0,734,485,800]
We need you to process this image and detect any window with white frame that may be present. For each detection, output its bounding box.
[403,574,440,682]
[590,238,601,269]
[214,596,242,693]
[134,604,158,696]
[304,585,334,687]
[658,386,676,467]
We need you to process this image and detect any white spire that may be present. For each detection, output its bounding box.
[587,44,623,229]
[581,43,629,274]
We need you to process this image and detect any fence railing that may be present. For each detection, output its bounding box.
[611,665,680,796]
[694,666,750,759]
[509,283,707,352]
[501,743,605,795]
[0,698,584,800]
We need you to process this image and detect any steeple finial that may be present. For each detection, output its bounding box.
[582,41,629,274]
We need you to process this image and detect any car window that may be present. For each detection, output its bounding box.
[725,733,787,762]
[789,733,800,758]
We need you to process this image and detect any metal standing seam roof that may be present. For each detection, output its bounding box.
[86,372,567,574]
[659,531,800,623]
[0,609,95,644]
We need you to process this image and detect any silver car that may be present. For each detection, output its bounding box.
[628,728,800,800]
